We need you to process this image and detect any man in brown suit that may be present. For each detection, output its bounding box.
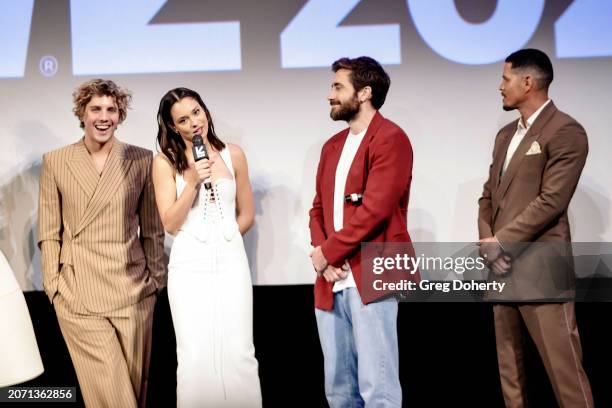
[38,79,165,407]
[478,49,593,407]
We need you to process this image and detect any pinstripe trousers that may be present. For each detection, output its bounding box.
[54,265,156,408]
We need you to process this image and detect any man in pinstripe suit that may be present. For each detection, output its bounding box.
[38,79,166,407]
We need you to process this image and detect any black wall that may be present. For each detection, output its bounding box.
[10,287,612,407]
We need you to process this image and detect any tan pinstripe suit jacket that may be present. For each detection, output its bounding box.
[478,101,588,300]
[38,138,166,313]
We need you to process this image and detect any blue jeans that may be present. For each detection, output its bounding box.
[315,288,401,408]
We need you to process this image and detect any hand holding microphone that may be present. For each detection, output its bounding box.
[190,135,214,190]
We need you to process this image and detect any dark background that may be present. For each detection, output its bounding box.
[7,287,612,407]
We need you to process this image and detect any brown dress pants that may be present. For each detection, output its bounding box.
[493,302,593,408]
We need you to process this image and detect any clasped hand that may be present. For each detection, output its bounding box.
[477,236,512,276]
[309,246,349,283]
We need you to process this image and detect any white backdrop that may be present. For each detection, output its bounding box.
[1,0,611,289]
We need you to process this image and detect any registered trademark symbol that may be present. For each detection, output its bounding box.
[39,55,58,77]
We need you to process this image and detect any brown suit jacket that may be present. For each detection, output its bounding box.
[38,139,166,313]
[478,101,588,301]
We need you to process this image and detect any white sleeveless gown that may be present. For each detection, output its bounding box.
[167,148,262,407]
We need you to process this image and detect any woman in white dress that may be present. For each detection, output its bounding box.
[152,88,262,407]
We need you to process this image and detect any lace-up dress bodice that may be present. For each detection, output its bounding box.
[174,147,239,242]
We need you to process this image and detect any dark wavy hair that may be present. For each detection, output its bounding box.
[156,88,225,173]
[332,56,390,110]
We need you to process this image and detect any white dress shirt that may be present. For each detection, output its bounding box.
[332,128,367,292]
[502,99,551,174]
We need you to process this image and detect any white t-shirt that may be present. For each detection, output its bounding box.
[332,128,367,293]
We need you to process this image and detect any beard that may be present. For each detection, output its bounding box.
[330,94,360,121]
[502,94,517,111]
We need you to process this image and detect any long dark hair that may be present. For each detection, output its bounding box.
[156,87,225,173]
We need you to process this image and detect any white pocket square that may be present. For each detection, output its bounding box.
[526,141,541,155]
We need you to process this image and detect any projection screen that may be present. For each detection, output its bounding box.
[1,0,611,289]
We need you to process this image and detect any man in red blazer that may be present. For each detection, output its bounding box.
[309,56,414,408]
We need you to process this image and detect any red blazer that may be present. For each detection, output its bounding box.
[309,112,417,310]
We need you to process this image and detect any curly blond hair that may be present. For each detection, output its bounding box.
[72,79,132,128]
